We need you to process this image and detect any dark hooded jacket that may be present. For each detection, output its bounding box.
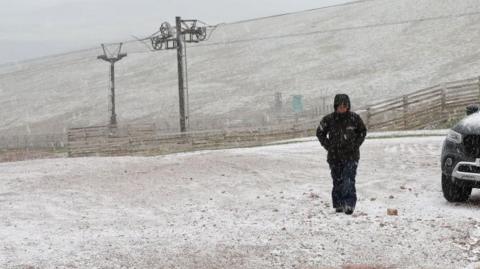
[316,94,367,161]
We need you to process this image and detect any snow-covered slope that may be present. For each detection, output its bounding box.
[0,135,479,268]
[1,0,480,135]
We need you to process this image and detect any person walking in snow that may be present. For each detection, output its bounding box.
[316,94,367,215]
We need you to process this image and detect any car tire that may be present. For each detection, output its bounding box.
[442,174,472,202]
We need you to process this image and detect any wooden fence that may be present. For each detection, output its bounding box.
[362,77,480,131]
[0,133,66,149]
[67,77,480,157]
[67,122,316,157]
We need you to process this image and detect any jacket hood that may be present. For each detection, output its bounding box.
[334,94,351,111]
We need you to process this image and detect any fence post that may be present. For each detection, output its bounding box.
[403,96,408,130]
[441,85,447,113]
[478,76,480,102]
[366,107,371,130]
[67,130,71,157]
[441,84,447,122]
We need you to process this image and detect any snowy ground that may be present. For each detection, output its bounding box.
[1,135,480,268]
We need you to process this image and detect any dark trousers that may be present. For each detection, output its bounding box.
[328,160,358,209]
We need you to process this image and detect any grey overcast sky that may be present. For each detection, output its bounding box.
[0,0,351,64]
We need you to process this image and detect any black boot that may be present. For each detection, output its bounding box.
[344,205,354,215]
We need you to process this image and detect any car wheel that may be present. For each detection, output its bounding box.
[442,174,472,202]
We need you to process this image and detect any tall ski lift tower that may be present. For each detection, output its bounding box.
[148,17,208,133]
[97,43,127,126]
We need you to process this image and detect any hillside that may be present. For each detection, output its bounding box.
[1,0,480,135]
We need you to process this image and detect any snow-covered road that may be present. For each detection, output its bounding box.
[0,136,479,268]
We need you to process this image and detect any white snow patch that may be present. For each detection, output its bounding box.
[0,135,478,268]
[461,113,480,130]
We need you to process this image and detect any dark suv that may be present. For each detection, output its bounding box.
[441,105,480,202]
